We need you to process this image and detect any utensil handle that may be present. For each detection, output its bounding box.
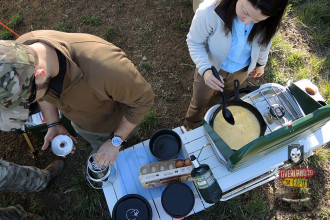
[233,79,242,101]
[211,66,226,104]
[211,66,222,82]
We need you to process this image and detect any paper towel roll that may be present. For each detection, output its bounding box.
[51,135,73,156]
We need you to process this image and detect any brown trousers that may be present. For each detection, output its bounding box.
[185,67,248,129]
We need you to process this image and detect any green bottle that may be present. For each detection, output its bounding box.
[190,155,222,204]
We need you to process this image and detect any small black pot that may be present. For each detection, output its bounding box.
[161,182,195,218]
[149,129,182,160]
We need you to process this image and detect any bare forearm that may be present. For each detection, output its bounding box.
[95,116,137,166]
[114,116,137,140]
[38,100,60,124]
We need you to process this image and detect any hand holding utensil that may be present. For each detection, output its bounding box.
[211,66,235,125]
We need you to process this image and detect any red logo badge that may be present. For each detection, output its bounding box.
[280,168,315,179]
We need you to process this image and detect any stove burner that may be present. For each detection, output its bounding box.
[269,104,285,118]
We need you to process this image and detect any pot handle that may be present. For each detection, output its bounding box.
[86,174,104,190]
[233,79,242,101]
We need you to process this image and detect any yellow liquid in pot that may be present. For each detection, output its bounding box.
[213,106,260,150]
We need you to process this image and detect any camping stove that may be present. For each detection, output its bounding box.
[203,79,329,171]
[211,83,306,134]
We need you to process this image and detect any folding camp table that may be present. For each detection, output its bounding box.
[102,121,330,219]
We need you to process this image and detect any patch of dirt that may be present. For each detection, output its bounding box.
[0,0,328,219]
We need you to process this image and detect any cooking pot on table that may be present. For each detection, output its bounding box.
[86,153,117,189]
[149,129,182,160]
[210,80,267,145]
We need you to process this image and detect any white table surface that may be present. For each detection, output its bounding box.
[103,121,330,219]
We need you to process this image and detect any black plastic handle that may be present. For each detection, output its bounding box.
[211,66,222,83]
[211,66,227,105]
[233,79,241,101]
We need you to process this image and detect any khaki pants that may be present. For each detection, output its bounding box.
[71,122,111,152]
[185,67,248,129]
[71,122,140,152]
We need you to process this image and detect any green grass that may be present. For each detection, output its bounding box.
[267,0,329,102]
[320,79,330,103]
[53,21,72,32]
[161,0,175,8]
[7,13,23,28]
[76,138,92,153]
[264,57,286,85]
[29,201,43,214]
[0,7,8,15]
[139,109,159,131]
[296,1,330,47]
[103,26,119,42]
[0,197,10,207]
[188,197,243,219]
[41,212,62,220]
[268,17,328,87]
[138,109,159,139]
[140,61,151,70]
[0,13,23,39]
[172,18,190,31]
[243,192,269,219]
[0,30,14,40]
[81,15,103,26]
[307,146,330,167]
[117,2,125,10]
[162,90,176,102]
[65,170,105,219]
[286,51,304,69]
[181,0,192,7]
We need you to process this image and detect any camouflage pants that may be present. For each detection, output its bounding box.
[0,205,35,220]
[0,159,51,219]
[0,159,50,192]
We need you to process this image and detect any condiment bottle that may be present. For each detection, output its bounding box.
[190,155,222,204]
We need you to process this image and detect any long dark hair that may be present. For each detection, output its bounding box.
[217,0,288,46]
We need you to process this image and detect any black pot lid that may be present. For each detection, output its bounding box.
[112,194,152,220]
[161,182,195,218]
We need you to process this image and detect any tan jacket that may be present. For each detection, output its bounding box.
[17,30,154,133]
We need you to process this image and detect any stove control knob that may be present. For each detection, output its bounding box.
[269,104,285,118]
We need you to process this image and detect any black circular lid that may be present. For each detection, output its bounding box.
[150,129,182,160]
[161,182,195,218]
[112,194,152,220]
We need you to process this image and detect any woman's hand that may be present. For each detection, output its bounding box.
[250,67,264,77]
[203,69,224,92]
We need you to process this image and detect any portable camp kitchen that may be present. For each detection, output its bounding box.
[102,79,330,219]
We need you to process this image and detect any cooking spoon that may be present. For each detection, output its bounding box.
[211,66,235,125]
